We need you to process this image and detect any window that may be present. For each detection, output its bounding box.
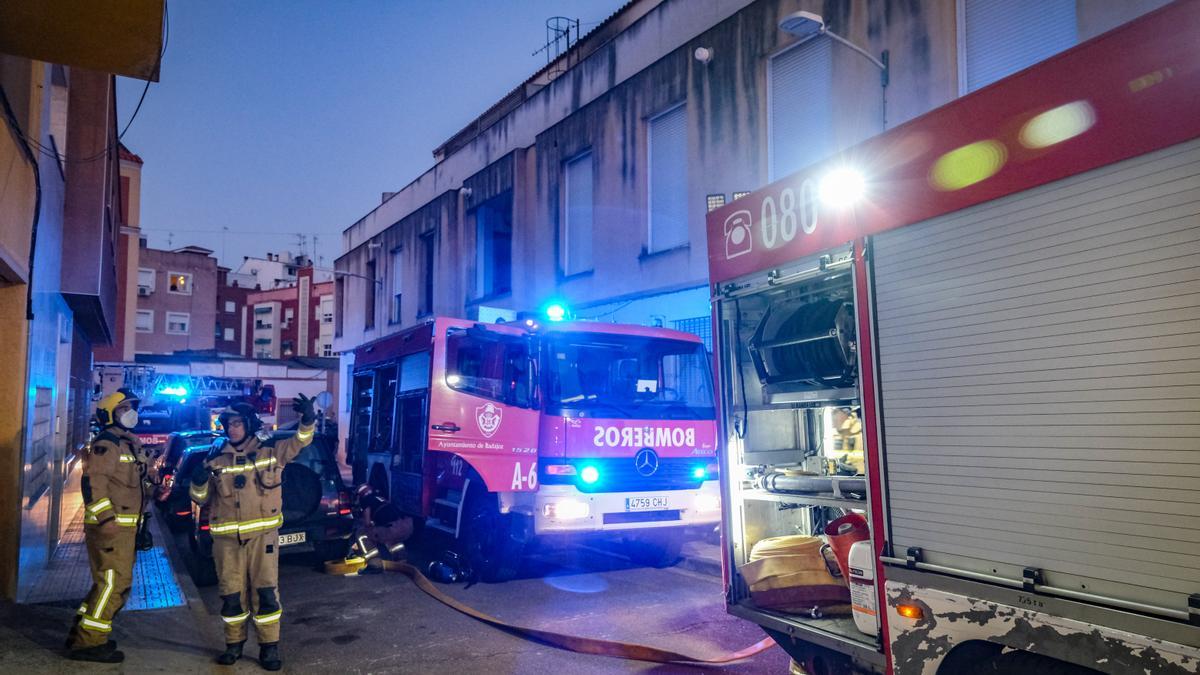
[166,312,190,335]
[706,194,726,212]
[419,231,435,316]
[562,152,594,274]
[136,310,154,333]
[215,323,222,338]
[225,300,236,313]
[400,351,431,392]
[282,340,295,356]
[322,343,333,357]
[283,307,294,329]
[648,104,688,252]
[364,260,376,330]
[770,37,833,180]
[167,271,192,294]
[224,327,235,341]
[445,328,531,407]
[961,0,1076,93]
[137,268,155,292]
[475,192,513,298]
[335,277,345,337]
[390,248,403,324]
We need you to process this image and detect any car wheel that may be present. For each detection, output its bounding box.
[459,487,523,583]
[623,529,684,568]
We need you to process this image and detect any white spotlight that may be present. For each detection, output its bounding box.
[819,167,866,208]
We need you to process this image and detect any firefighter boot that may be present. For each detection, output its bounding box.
[67,641,124,663]
[216,640,246,666]
[259,642,282,671]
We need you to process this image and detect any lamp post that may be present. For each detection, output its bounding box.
[779,11,890,127]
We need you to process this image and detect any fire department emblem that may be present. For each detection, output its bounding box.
[476,402,502,438]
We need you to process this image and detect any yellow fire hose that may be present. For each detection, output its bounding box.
[325,558,775,666]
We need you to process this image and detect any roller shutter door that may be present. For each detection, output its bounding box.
[873,137,1200,616]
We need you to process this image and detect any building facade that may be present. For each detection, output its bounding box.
[133,242,219,354]
[248,266,333,360]
[93,144,144,363]
[227,251,331,290]
[0,0,163,600]
[326,0,1171,467]
[216,266,252,356]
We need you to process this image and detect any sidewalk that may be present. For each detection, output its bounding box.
[0,508,224,672]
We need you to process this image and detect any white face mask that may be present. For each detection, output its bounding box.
[118,409,140,429]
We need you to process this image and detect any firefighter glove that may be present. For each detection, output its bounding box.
[292,393,316,425]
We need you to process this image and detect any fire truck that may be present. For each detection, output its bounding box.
[707,3,1199,674]
[347,316,720,580]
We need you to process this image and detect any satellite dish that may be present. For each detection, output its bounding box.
[314,391,334,410]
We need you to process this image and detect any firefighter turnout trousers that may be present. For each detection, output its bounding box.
[214,531,282,643]
[69,525,138,648]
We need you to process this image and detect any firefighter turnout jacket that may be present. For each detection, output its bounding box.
[70,426,150,647]
[189,424,314,541]
[190,424,314,644]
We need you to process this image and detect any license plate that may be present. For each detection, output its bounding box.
[278,531,306,546]
[625,496,669,512]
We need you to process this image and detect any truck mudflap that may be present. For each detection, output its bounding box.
[886,577,1199,675]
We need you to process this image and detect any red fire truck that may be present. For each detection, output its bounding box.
[708,3,1199,673]
[347,316,720,580]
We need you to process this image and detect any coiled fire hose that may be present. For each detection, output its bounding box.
[325,558,775,666]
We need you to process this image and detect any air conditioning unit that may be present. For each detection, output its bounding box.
[138,286,151,296]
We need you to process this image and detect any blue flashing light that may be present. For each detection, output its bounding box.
[692,467,707,480]
[545,303,567,322]
[157,385,189,398]
[580,466,600,485]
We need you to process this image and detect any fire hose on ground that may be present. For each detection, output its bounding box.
[323,558,776,666]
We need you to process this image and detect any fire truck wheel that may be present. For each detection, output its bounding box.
[460,488,523,582]
[622,529,684,568]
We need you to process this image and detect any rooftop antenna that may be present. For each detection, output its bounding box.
[533,16,580,78]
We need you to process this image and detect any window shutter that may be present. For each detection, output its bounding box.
[649,105,688,252]
[769,38,833,180]
[964,0,1077,92]
[563,152,594,274]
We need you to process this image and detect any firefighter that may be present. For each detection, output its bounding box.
[346,484,412,571]
[189,395,317,670]
[65,388,149,663]
[831,407,865,475]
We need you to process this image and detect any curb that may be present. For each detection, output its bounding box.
[678,553,721,577]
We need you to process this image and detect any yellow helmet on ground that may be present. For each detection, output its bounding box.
[96,387,140,427]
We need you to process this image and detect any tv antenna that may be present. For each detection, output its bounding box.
[533,16,580,68]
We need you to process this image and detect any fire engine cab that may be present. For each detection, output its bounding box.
[348,316,721,580]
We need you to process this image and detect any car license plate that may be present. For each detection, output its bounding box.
[625,496,669,512]
[278,532,306,546]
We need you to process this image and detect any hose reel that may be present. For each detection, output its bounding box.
[749,298,857,389]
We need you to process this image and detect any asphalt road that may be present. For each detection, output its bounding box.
[184,537,790,674]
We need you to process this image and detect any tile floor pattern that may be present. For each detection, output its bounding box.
[21,508,185,610]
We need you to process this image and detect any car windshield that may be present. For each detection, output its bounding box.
[544,333,715,420]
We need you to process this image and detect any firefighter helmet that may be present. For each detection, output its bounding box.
[96,388,140,427]
[218,402,263,435]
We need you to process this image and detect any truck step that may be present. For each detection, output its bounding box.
[434,498,461,509]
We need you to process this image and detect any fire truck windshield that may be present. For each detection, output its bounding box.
[543,333,714,420]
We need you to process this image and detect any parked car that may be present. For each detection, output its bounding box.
[184,427,353,586]
[153,430,218,532]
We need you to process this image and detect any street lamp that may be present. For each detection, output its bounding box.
[778,11,888,83]
[779,11,889,126]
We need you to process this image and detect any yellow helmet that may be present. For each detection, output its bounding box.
[96,387,140,426]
